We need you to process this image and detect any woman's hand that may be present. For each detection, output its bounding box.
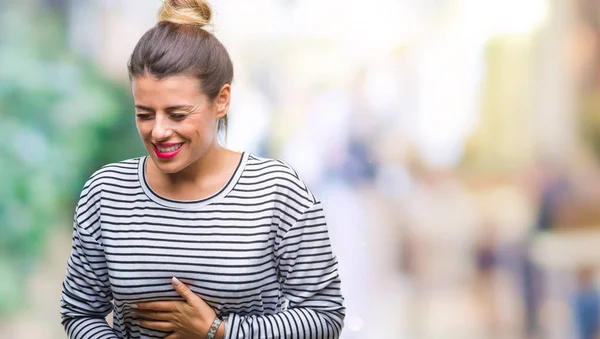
[132,277,224,339]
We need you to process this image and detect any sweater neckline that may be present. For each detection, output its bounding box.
[137,152,248,210]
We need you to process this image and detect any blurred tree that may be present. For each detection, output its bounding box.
[0,2,143,317]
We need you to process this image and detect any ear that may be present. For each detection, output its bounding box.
[214,84,231,119]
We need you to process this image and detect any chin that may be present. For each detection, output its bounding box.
[151,157,187,174]
[154,162,182,174]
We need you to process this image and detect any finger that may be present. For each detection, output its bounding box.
[137,320,175,332]
[164,333,182,339]
[172,277,200,305]
[132,310,174,322]
[133,301,180,312]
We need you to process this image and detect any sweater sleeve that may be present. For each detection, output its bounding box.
[60,178,118,338]
[224,202,346,338]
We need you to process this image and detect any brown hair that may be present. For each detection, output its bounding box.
[127,0,233,135]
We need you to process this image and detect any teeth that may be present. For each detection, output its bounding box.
[157,144,182,153]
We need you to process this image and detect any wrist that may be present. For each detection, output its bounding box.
[207,316,224,339]
[215,321,225,339]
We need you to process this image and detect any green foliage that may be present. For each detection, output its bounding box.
[0,3,144,316]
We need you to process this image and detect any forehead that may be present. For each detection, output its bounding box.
[132,74,204,105]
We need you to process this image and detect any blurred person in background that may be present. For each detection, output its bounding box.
[522,160,568,338]
[572,266,600,339]
[59,0,345,338]
[473,223,500,337]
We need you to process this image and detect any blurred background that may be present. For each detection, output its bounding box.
[3,0,600,338]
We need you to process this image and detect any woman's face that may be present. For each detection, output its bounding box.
[132,74,229,174]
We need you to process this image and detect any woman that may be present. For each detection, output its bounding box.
[59,1,345,338]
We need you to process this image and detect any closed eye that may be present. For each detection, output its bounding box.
[136,113,152,120]
[170,113,187,119]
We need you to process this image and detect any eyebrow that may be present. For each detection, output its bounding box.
[134,105,195,112]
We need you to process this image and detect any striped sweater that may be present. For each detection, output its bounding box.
[60,152,345,338]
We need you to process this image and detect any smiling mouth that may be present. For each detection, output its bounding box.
[154,143,183,153]
[152,143,184,159]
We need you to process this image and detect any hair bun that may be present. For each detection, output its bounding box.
[159,0,212,27]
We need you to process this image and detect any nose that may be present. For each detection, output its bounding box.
[151,114,174,141]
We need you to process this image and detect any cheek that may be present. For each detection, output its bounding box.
[187,128,209,146]
[185,116,216,141]
[135,122,151,138]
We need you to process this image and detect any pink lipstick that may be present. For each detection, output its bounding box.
[152,143,183,159]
